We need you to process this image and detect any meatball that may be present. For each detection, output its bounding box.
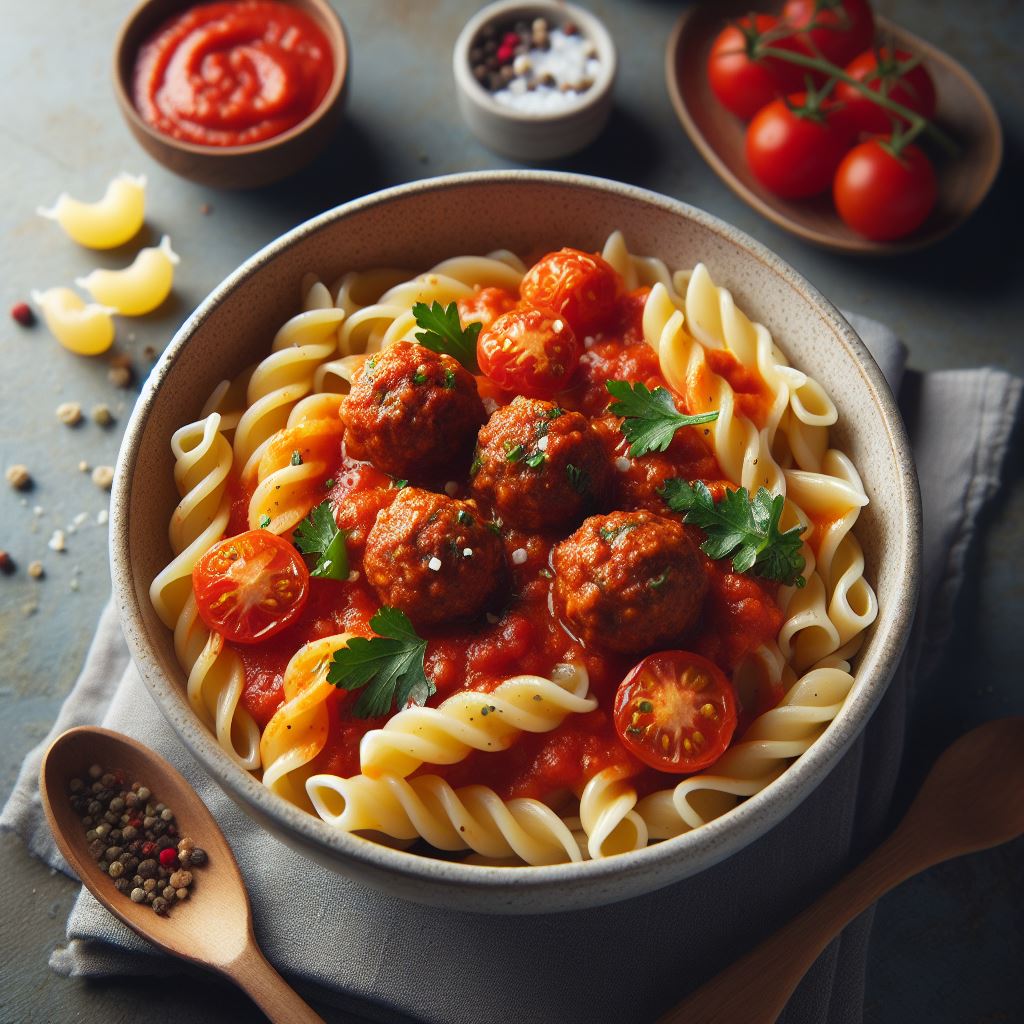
[340,341,485,481]
[364,487,505,628]
[471,397,610,531]
[552,511,707,655]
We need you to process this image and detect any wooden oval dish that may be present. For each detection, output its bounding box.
[665,4,1003,254]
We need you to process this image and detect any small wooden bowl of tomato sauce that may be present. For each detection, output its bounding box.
[113,0,348,189]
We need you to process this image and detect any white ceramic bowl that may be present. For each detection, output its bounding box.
[452,1,616,160]
[112,171,920,914]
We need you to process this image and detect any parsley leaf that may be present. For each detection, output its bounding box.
[659,478,806,587]
[326,606,433,718]
[258,514,271,529]
[293,500,349,580]
[413,300,481,373]
[290,450,303,466]
[505,443,525,463]
[525,451,547,469]
[566,463,590,495]
[606,380,719,457]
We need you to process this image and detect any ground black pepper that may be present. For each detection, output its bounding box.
[68,765,207,916]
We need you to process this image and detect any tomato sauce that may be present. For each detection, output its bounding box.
[233,281,783,798]
[132,1,334,147]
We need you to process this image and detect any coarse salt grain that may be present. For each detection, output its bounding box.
[428,556,442,571]
[97,509,109,525]
[47,530,66,552]
[73,512,88,527]
[615,456,631,472]
[482,397,499,415]
[511,547,528,565]
[347,570,360,582]
[536,434,549,451]
[462,547,473,557]
[584,336,595,350]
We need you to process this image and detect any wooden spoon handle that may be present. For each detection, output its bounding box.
[657,829,935,1024]
[225,943,326,1024]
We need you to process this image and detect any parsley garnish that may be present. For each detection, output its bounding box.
[659,479,807,587]
[456,509,474,527]
[324,478,335,490]
[413,301,481,373]
[258,514,271,529]
[393,478,408,490]
[505,443,525,463]
[413,369,428,385]
[566,463,589,495]
[486,517,503,535]
[648,569,670,589]
[525,451,546,469]
[443,367,456,389]
[290,450,303,466]
[599,521,637,542]
[293,500,349,580]
[606,380,719,457]
[544,406,564,419]
[326,606,433,718]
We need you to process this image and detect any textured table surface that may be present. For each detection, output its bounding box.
[1,1,1022,1022]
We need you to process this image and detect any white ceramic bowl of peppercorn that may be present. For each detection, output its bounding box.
[112,170,920,914]
[453,0,617,160]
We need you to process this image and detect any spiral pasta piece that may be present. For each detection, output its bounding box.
[636,663,855,836]
[232,282,344,482]
[148,414,260,770]
[578,766,647,859]
[261,634,353,807]
[358,663,595,779]
[306,772,582,865]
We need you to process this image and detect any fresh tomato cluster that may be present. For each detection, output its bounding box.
[708,0,940,241]
[476,247,619,398]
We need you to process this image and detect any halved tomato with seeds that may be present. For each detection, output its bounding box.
[613,651,737,773]
[193,530,310,644]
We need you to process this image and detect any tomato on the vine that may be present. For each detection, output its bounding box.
[833,138,937,240]
[519,248,620,336]
[707,14,805,121]
[193,530,310,644]
[782,0,875,68]
[836,48,937,135]
[477,306,582,398]
[745,93,856,198]
[613,651,738,774]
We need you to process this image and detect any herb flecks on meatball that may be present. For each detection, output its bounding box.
[471,397,610,532]
[364,488,505,628]
[552,510,707,654]
[340,341,485,482]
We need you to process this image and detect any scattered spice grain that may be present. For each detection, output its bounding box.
[10,301,35,327]
[56,402,83,426]
[91,466,115,491]
[27,560,44,579]
[5,465,32,490]
[91,404,114,427]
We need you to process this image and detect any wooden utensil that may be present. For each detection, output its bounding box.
[40,726,325,1024]
[665,4,1003,254]
[659,717,1024,1023]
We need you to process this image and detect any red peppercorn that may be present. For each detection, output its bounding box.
[166,825,178,837]
[10,302,34,327]
[159,848,178,868]
[502,32,519,48]
[141,841,157,857]
[497,43,515,63]
[130,818,143,828]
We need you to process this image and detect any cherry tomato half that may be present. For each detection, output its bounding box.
[782,0,875,69]
[707,14,805,121]
[836,48,937,135]
[193,530,310,644]
[746,93,856,198]
[833,139,937,241]
[519,248,620,337]
[613,652,738,774]
[477,306,582,398]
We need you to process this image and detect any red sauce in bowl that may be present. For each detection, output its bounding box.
[132,1,334,147]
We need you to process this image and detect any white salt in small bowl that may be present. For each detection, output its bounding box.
[453,0,616,161]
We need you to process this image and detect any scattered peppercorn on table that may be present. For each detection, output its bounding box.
[1,1,1022,1022]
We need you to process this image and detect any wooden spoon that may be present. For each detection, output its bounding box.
[39,726,324,1024]
[659,717,1024,1023]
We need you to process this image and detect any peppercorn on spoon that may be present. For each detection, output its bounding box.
[658,717,1024,1024]
[40,725,325,1024]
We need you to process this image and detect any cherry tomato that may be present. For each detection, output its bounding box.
[836,48,937,135]
[833,139,937,240]
[745,93,856,198]
[613,652,738,774]
[782,0,875,68]
[193,530,310,644]
[477,306,582,398]
[707,14,805,121]
[457,286,518,333]
[519,248,620,336]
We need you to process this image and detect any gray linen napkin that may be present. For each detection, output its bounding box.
[2,315,1020,1024]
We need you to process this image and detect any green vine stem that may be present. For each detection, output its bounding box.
[759,45,959,156]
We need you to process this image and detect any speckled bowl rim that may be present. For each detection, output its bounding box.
[452,0,616,125]
[112,171,921,908]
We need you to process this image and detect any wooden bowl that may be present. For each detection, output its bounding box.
[666,4,1003,254]
[113,0,349,190]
